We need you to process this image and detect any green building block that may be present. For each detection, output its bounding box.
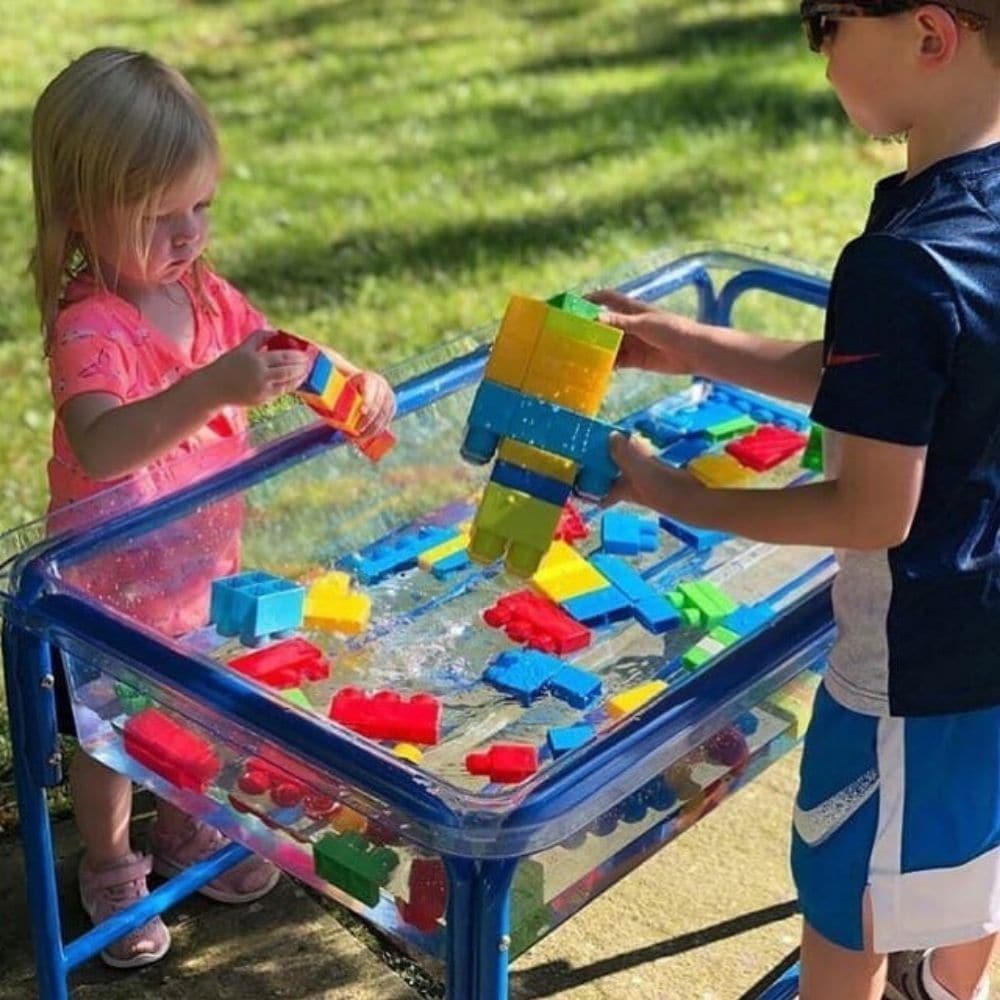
[313,832,399,908]
[510,858,549,955]
[546,291,601,321]
[704,414,757,442]
[802,424,824,473]
[667,581,738,628]
[114,681,154,715]
[282,687,312,710]
[681,625,741,671]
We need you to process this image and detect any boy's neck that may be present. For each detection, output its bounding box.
[905,90,1000,179]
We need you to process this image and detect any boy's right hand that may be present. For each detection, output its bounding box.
[588,289,699,376]
[208,329,313,407]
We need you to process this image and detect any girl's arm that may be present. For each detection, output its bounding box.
[607,430,926,550]
[62,330,310,480]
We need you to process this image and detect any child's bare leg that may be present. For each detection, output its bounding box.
[800,894,886,1000]
[930,933,998,999]
[70,750,133,867]
[154,796,194,834]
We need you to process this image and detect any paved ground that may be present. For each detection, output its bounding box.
[3,752,997,999]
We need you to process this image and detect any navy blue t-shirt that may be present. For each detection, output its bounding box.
[812,141,1000,717]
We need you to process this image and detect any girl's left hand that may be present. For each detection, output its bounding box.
[351,371,397,437]
[604,432,701,516]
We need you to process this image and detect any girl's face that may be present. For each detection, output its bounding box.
[98,165,217,289]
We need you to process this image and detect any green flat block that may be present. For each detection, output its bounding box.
[802,424,824,472]
[682,645,713,671]
[313,832,399,908]
[282,687,313,710]
[704,415,757,441]
[707,626,740,646]
[114,681,154,715]
[546,291,601,321]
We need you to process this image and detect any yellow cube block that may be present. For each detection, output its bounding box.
[521,324,618,415]
[305,572,371,635]
[484,295,549,389]
[688,453,755,488]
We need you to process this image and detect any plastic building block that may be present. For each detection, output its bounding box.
[607,680,668,720]
[548,665,602,708]
[430,549,472,579]
[418,529,470,575]
[661,400,746,437]
[228,636,330,690]
[561,586,632,626]
[313,831,399,907]
[667,580,738,628]
[802,423,824,472]
[466,743,539,783]
[765,673,820,739]
[531,541,608,602]
[681,625,740,671]
[468,480,563,577]
[266,329,313,354]
[210,570,305,646]
[281,687,313,710]
[722,602,776,636]
[492,460,572,507]
[393,742,424,764]
[703,414,757,442]
[600,511,659,555]
[546,724,595,758]
[554,500,589,543]
[688,452,754,488]
[398,857,446,933]
[708,381,811,432]
[114,681,153,715]
[482,589,591,654]
[725,424,808,472]
[589,554,681,634]
[123,709,221,792]
[659,515,730,552]
[546,290,601,320]
[342,524,458,584]
[482,295,549,389]
[484,649,563,704]
[329,688,441,745]
[304,572,371,635]
[660,435,713,467]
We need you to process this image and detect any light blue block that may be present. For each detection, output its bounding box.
[547,723,595,758]
[659,516,730,552]
[430,549,471,580]
[341,525,458,584]
[301,350,334,396]
[722,602,776,637]
[600,511,659,555]
[562,586,632,626]
[589,554,681,634]
[484,650,565,704]
[660,436,713,467]
[211,570,304,643]
[549,665,602,708]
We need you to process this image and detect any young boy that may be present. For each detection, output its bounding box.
[593,3,1000,998]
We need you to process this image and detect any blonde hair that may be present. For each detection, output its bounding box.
[30,47,220,348]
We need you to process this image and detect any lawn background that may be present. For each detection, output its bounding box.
[0,0,904,825]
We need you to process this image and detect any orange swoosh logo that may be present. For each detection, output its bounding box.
[825,351,882,367]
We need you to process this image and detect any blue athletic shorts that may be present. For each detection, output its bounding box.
[791,681,1000,952]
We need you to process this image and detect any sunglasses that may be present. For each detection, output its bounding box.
[800,1,988,52]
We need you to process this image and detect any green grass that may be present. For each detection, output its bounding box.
[0,0,904,828]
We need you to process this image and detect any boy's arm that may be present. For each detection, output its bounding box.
[608,431,925,550]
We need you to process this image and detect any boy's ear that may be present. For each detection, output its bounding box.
[914,5,959,65]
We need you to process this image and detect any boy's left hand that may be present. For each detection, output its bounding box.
[351,371,396,438]
[605,432,701,516]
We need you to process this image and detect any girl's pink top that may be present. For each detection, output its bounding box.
[46,268,266,636]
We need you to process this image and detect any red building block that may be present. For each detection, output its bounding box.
[228,637,330,690]
[329,688,442,745]
[483,589,591,655]
[123,709,221,793]
[266,330,312,353]
[725,425,808,472]
[554,501,588,543]
[466,743,539,783]
[397,857,446,933]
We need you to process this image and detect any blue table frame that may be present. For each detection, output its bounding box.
[1,250,830,1000]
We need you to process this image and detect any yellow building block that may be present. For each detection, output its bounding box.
[531,541,608,602]
[607,680,669,719]
[393,743,424,764]
[305,572,371,635]
[300,365,356,418]
[765,673,820,740]
[483,295,549,389]
[498,439,577,485]
[330,806,368,835]
[688,453,755,488]
[418,531,470,572]
[468,481,563,577]
[521,324,618,416]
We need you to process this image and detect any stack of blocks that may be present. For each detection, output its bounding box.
[462,292,624,577]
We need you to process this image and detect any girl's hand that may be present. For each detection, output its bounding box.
[349,371,396,438]
[604,432,702,516]
[587,289,700,375]
[209,329,313,407]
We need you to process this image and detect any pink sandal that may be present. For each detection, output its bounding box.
[78,852,171,969]
[150,815,280,904]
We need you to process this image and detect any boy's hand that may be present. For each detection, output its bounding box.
[605,432,702,516]
[349,371,396,438]
[209,329,313,407]
[588,289,699,375]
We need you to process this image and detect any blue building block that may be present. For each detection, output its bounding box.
[301,350,334,396]
[484,650,564,705]
[547,724,595,758]
[491,460,572,508]
[721,602,776,637]
[660,436,713,467]
[600,511,659,555]
[430,549,471,579]
[709,382,810,433]
[590,554,681,634]
[659,516,730,552]
[562,586,633,627]
[211,571,305,646]
[341,525,458,584]
[548,665,602,708]
[462,380,624,500]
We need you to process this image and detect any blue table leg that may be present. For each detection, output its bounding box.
[758,961,800,999]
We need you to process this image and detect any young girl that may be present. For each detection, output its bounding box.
[30,47,396,969]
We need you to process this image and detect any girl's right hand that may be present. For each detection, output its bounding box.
[587,289,700,376]
[208,329,313,406]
